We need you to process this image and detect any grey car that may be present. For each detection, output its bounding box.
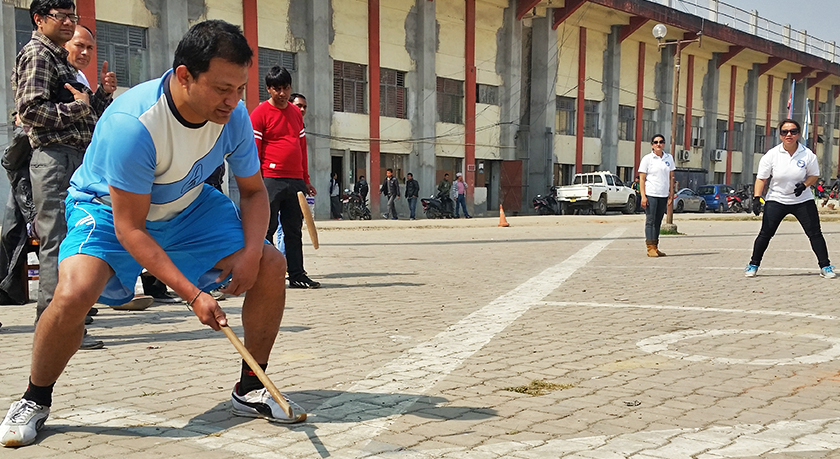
[673,188,706,213]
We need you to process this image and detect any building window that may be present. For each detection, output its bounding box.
[618,105,635,141]
[96,21,149,87]
[716,119,728,150]
[642,109,657,143]
[835,106,840,130]
[691,115,703,145]
[476,84,499,105]
[258,48,296,102]
[334,61,367,114]
[556,96,575,135]
[380,153,407,183]
[732,122,744,151]
[436,77,463,124]
[583,100,600,138]
[14,8,32,52]
[755,125,766,153]
[380,68,407,119]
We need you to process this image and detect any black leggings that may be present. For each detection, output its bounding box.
[750,199,830,268]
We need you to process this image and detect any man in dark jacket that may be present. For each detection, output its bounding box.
[354,175,369,205]
[380,168,400,220]
[405,172,419,220]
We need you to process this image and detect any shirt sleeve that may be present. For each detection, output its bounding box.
[806,152,820,177]
[299,117,310,185]
[227,103,261,178]
[16,49,90,130]
[638,155,650,174]
[756,153,772,180]
[87,112,157,195]
[250,104,264,164]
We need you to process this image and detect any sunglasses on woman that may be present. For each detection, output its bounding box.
[780,129,800,136]
[652,140,666,145]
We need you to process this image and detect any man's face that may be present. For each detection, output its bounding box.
[268,84,291,108]
[292,96,307,117]
[35,8,77,45]
[180,57,248,125]
[386,170,393,179]
[407,174,413,181]
[64,26,95,71]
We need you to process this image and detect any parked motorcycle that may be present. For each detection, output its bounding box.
[533,186,560,215]
[342,189,371,220]
[726,188,752,213]
[421,192,455,219]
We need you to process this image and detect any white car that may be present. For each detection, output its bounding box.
[673,188,706,213]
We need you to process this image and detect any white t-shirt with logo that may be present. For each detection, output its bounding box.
[638,151,676,198]
[758,142,819,205]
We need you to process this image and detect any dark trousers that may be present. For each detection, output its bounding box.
[386,195,397,219]
[408,197,417,219]
[330,195,342,219]
[455,194,469,217]
[644,196,668,241]
[265,177,307,278]
[31,143,84,318]
[750,200,830,268]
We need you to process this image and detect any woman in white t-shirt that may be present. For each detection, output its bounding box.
[745,119,835,278]
[638,134,675,257]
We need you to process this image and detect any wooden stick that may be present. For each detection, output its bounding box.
[221,324,307,422]
[297,191,319,249]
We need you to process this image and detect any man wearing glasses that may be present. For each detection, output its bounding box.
[12,0,112,349]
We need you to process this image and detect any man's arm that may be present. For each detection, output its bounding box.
[16,52,90,129]
[109,185,227,329]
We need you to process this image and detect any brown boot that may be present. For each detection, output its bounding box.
[646,240,659,257]
[654,242,666,257]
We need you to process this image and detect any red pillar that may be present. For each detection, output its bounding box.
[813,87,821,151]
[575,27,586,173]
[369,0,381,213]
[76,0,97,87]
[465,0,476,197]
[726,65,736,184]
[634,42,645,173]
[684,54,694,147]
[242,0,259,112]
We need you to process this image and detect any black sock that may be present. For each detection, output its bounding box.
[23,378,54,407]
[238,360,267,395]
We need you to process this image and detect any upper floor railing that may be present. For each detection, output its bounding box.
[655,0,838,63]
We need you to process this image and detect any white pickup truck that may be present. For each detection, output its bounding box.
[556,171,637,215]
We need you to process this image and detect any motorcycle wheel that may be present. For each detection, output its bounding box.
[537,206,553,215]
[425,208,440,219]
[731,202,743,213]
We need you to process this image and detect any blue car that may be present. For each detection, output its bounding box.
[697,184,735,212]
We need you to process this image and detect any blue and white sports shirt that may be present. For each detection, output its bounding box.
[69,69,260,221]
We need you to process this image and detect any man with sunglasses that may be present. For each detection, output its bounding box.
[12,0,112,349]
[745,119,835,278]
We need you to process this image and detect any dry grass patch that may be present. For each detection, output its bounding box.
[503,380,573,396]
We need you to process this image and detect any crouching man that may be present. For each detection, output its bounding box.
[1,19,304,448]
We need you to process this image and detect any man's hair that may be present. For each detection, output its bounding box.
[331,172,337,179]
[778,118,801,132]
[407,173,413,178]
[30,0,75,28]
[444,173,449,177]
[77,23,94,39]
[290,93,306,101]
[651,134,665,144]
[266,66,292,89]
[358,175,365,180]
[172,20,253,78]
[386,168,394,173]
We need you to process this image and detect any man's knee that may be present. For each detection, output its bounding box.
[259,245,287,278]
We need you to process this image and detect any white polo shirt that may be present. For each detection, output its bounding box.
[638,151,675,198]
[758,142,819,205]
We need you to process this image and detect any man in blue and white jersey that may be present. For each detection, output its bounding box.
[1,20,303,449]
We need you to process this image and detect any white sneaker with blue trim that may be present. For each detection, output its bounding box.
[821,265,837,279]
[744,264,758,278]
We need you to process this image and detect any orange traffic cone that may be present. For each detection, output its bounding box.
[498,205,510,227]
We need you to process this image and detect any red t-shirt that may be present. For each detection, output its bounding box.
[250,100,309,183]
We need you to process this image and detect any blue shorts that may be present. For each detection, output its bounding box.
[60,184,246,305]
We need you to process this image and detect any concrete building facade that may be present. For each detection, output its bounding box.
[3,0,840,218]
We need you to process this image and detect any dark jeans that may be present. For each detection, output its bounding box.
[750,200,830,268]
[408,197,417,219]
[264,177,307,279]
[330,195,342,219]
[31,143,84,318]
[455,194,469,217]
[644,196,668,241]
[386,195,398,219]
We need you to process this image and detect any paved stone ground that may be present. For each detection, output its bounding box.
[3,213,840,458]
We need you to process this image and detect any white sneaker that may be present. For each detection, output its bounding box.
[1,399,50,447]
[821,265,837,279]
[230,384,305,424]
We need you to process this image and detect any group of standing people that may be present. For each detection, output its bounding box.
[637,120,835,278]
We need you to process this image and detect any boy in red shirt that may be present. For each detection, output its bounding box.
[251,66,319,288]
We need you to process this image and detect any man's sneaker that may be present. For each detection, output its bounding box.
[111,295,154,311]
[821,265,837,279]
[80,329,104,350]
[84,315,93,325]
[210,289,226,301]
[0,399,50,447]
[230,384,305,424]
[744,264,758,278]
[151,291,182,303]
[289,275,321,289]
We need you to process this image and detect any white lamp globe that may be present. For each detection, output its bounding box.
[652,23,668,40]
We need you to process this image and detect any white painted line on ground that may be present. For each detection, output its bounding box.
[541,301,840,322]
[383,417,840,458]
[637,329,840,365]
[588,265,815,271]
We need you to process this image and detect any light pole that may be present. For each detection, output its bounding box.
[653,24,701,232]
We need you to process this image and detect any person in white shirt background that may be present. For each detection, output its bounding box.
[637,134,675,257]
[744,118,835,278]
